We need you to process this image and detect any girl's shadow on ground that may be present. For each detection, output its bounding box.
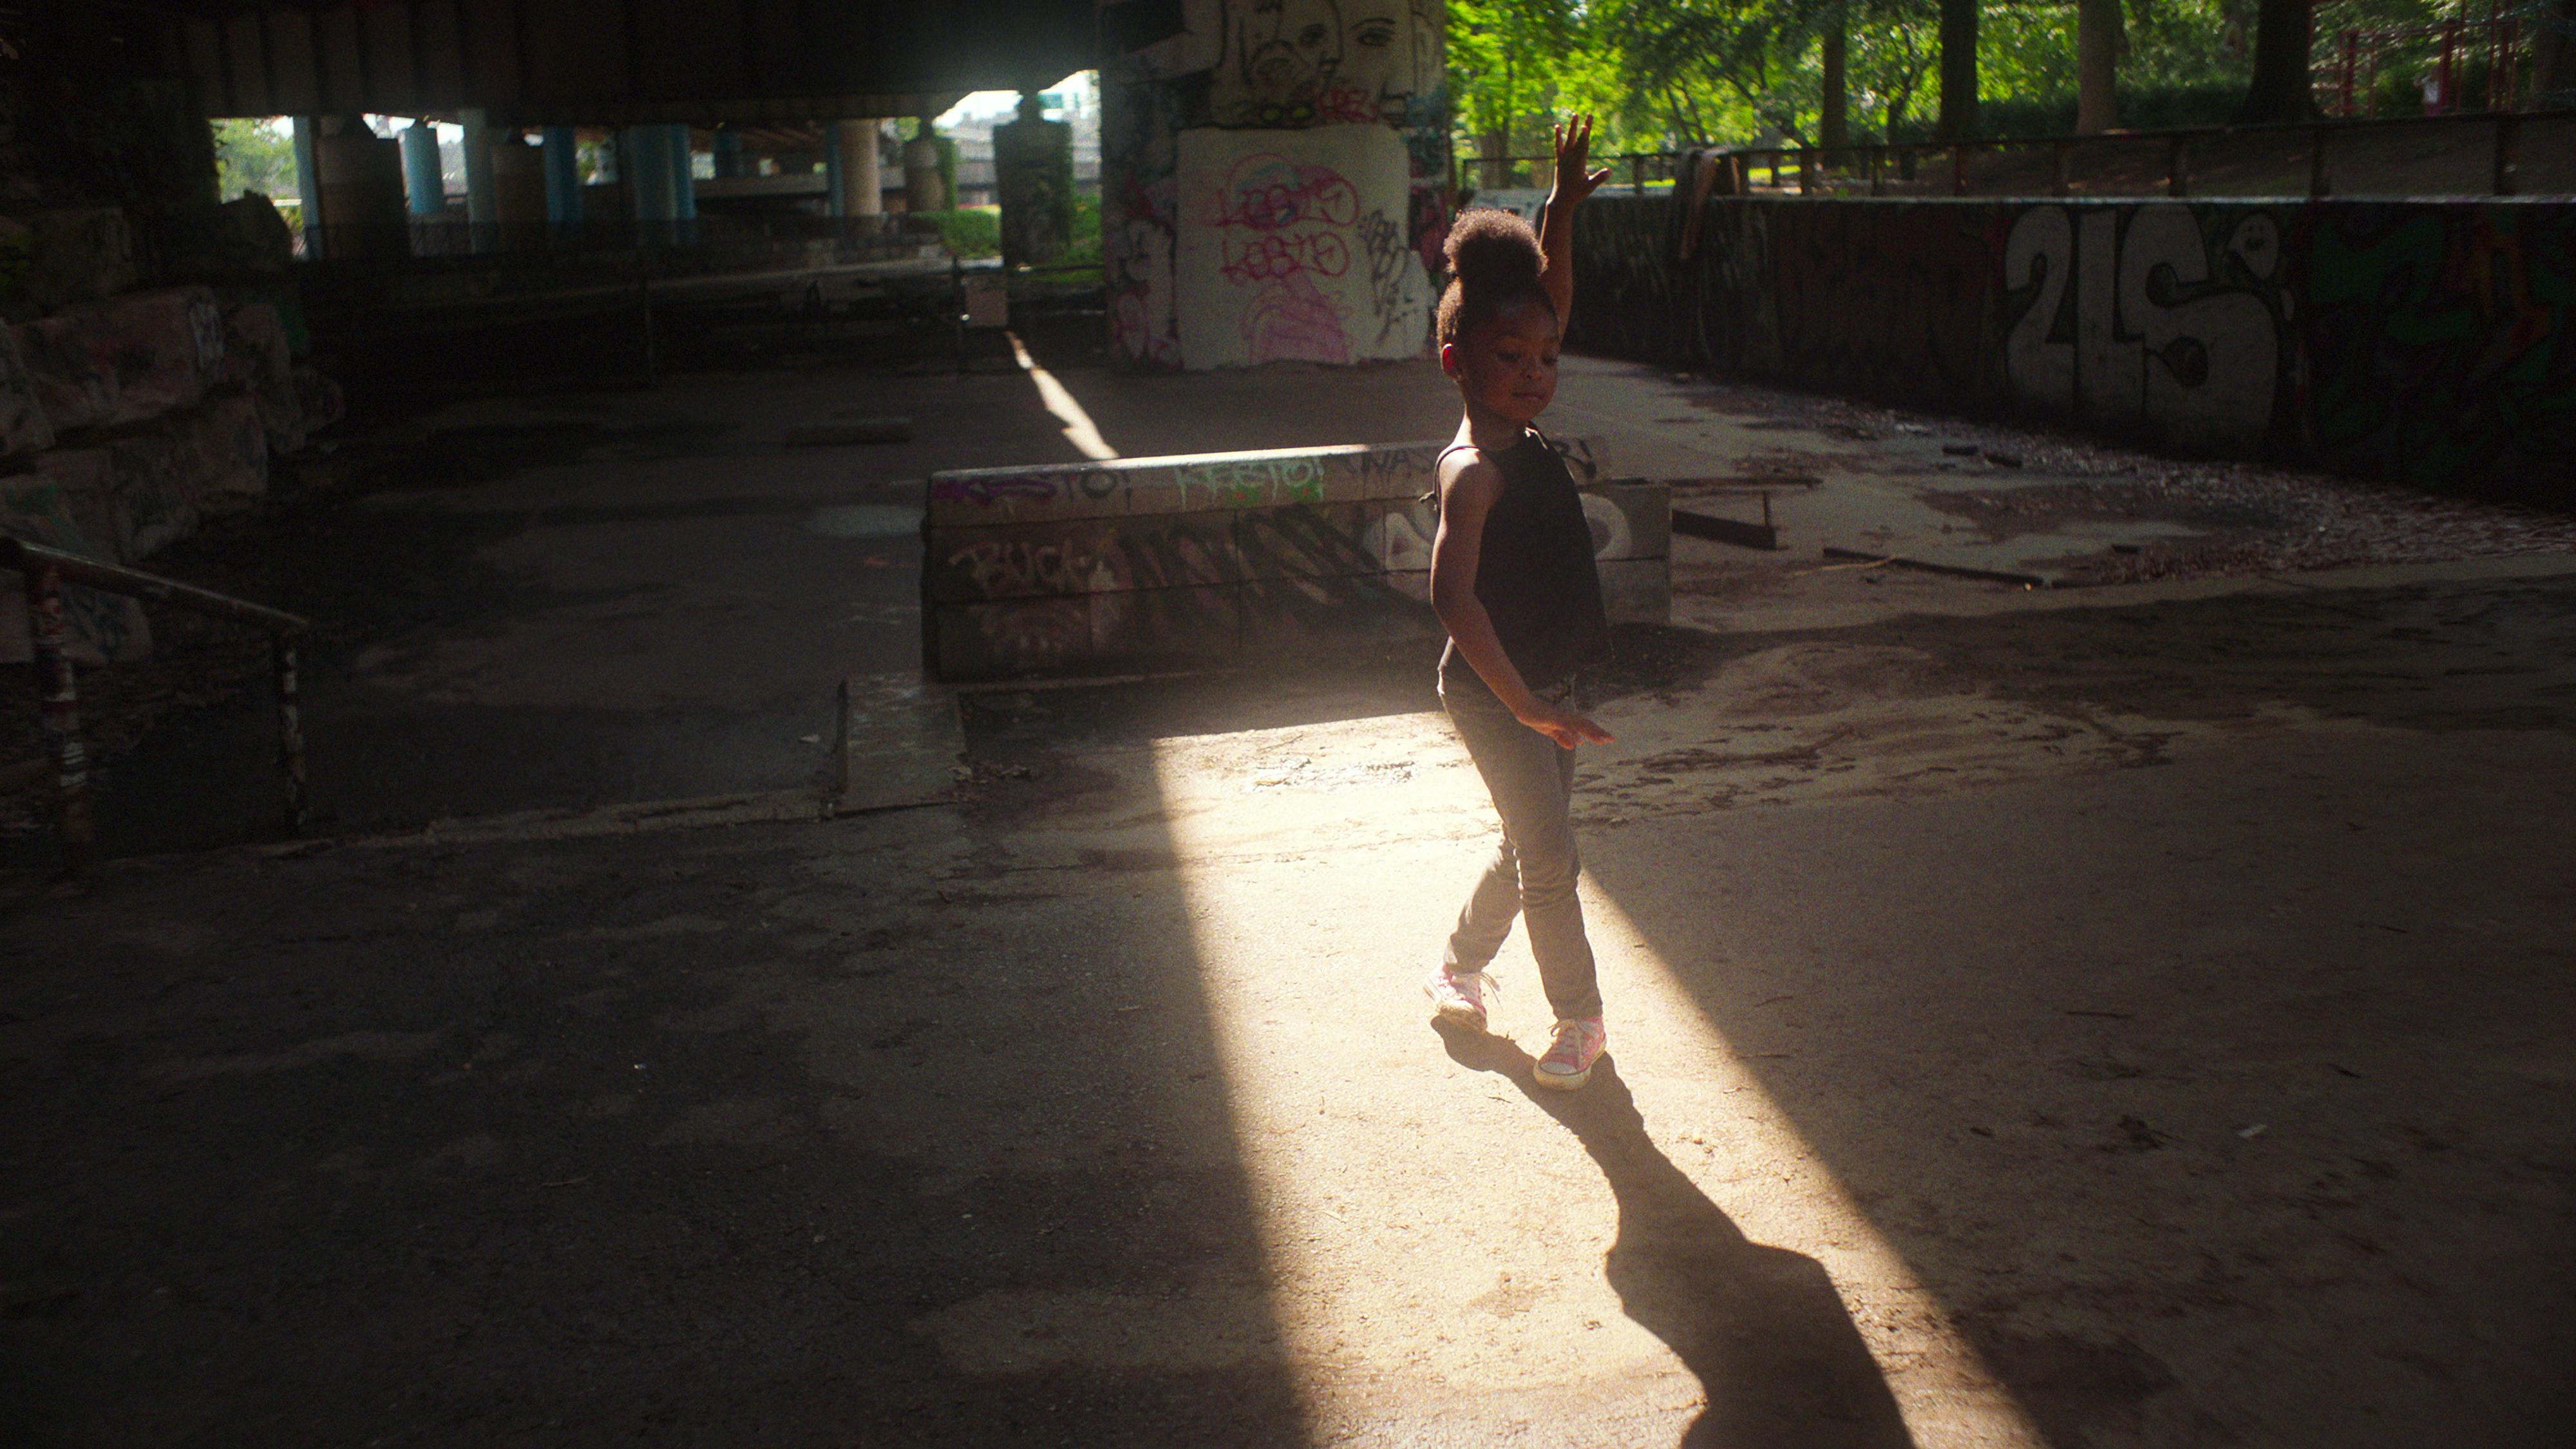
[1437,1023,1917,1449]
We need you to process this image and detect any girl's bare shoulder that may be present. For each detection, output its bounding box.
[1437,445,1507,494]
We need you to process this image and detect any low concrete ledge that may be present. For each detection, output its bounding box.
[923,437,1670,683]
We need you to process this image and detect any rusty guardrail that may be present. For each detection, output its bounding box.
[1464,105,2575,200]
[4,538,309,876]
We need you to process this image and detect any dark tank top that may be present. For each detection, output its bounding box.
[1437,429,1611,693]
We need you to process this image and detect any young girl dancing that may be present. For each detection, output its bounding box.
[1422,117,1616,1090]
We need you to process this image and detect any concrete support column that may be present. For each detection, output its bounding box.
[400,121,444,215]
[713,126,743,179]
[311,115,406,259]
[835,120,882,217]
[902,117,947,214]
[626,125,676,229]
[995,93,1071,267]
[542,126,584,225]
[461,108,499,251]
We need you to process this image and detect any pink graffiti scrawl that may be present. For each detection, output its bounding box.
[1210,154,1362,365]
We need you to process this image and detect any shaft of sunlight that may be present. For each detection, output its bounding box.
[1146,712,2049,1445]
[1007,329,1117,460]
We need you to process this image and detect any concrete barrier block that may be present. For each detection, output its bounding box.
[292,363,344,435]
[147,196,294,283]
[933,596,1097,681]
[1545,433,1617,486]
[1090,584,1240,669]
[0,325,55,457]
[1371,498,1437,574]
[17,285,225,433]
[178,392,269,515]
[929,513,1240,603]
[1384,569,1431,605]
[28,449,129,565]
[96,429,198,559]
[1582,482,1671,562]
[0,208,138,317]
[1338,441,1444,502]
[1240,573,1436,649]
[221,301,305,455]
[1165,450,1334,513]
[16,316,118,433]
[1233,502,1382,582]
[1598,557,1669,625]
[0,477,152,665]
[100,287,226,425]
[926,462,1133,526]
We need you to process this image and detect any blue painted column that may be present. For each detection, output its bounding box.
[542,126,583,224]
[712,126,743,179]
[823,124,846,217]
[668,126,697,222]
[399,121,444,214]
[291,116,323,257]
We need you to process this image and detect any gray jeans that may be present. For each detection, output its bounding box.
[1440,671,1604,1020]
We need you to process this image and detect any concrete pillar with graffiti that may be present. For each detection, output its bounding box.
[997,91,1075,268]
[1097,0,1452,370]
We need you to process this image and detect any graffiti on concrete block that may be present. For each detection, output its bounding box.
[2002,203,2287,453]
[1175,127,1430,368]
[930,467,1125,509]
[931,472,1061,506]
[1173,453,1327,507]
[1103,0,1446,371]
[947,538,1101,599]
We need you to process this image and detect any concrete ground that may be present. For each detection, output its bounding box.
[4,339,2573,1446]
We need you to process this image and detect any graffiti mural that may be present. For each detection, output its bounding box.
[2300,202,2576,500]
[1100,0,1448,370]
[1175,126,1429,368]
[2000,202,2290,453]
[1563,193,2565,497]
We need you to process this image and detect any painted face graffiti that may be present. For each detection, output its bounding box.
[1231,0,1344,124]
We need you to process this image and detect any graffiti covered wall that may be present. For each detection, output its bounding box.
[1100,0,1448,371]
[1566,195,2574,498]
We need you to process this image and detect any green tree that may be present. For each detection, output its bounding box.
[2237,0,2318,119]
[213,117,296,202]
[1449,0,1578,184]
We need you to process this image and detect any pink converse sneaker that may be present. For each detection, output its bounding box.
[1425,966,1496,1031]
[1533,1016,1605,1090]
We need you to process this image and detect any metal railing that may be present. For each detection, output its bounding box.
[298,211,938,265]
[1462,105,2574,201]
[6,538,309,876]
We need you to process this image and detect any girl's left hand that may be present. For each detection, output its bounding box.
[1551,115,1613,205]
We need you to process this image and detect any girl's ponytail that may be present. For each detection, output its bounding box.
[1436,209,1554,346]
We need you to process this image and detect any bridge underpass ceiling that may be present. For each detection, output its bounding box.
[163,0,1099,122]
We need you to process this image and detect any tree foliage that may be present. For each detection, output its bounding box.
[1444,0,2521,158]
[213,117,296,203]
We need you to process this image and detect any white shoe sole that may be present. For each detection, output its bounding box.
[1532,1061,1593,1090]
[1428,995,1489,1032]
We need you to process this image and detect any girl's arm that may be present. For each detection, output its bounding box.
[1432,453,1615,750]
[1535,115,1611,330]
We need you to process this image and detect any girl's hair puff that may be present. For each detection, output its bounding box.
[1435,207,1554,348]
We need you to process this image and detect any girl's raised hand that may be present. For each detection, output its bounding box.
[1550,115,1613,206]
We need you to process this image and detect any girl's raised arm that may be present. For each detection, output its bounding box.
[1535,115,1611,328]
